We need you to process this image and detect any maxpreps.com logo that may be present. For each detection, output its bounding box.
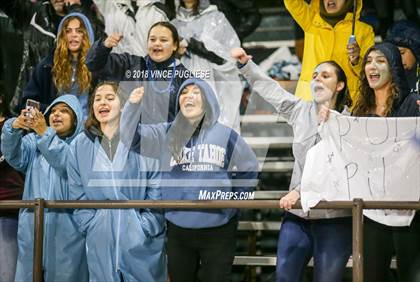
[198,190,255,200]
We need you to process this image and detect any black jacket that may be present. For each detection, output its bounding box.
[86,39,192,123]
[375,42,420,117]
[1,0,105,114]
[386,20,420,95]
[19,51,99,113]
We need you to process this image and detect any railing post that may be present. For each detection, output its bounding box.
[352,198,364,282]
[33,198,45,282]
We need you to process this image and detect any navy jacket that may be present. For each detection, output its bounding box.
[375,43,420,117]
[86,39,191,123]
[386,20,420,95]
[20,12,97,118]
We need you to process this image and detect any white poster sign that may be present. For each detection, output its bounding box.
[301,111,420,226]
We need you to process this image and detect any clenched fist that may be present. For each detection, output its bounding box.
[230,47,252,65]
[129,87,145,104]
[104,33,123,49]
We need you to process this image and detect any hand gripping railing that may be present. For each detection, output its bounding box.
[1,199,420,282]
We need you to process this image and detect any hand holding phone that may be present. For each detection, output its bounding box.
[347,35,360,66]
[25,99,41,118]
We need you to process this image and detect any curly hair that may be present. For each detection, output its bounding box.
[353,47,399,117]
[52,16,92,95]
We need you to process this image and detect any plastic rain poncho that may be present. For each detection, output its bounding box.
[171,0,243,132]
[93,0,168,56]
[1,95,88,282]
[67,126,167,282]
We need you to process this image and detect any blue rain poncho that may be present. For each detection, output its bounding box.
[1,95,88,282]
[67,125,167,281]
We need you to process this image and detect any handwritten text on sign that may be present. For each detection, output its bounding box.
[301,112,420,226]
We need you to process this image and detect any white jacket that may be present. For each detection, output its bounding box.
[172,2,243,132]
[94,0,168,56]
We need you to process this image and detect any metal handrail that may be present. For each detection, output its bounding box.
[1,199,420,282]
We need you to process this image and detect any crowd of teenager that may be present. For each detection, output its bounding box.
[0,0,420,282]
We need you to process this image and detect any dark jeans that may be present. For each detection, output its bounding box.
[166,218,238,282]
[276,212,352,282]
[364,213,420,282]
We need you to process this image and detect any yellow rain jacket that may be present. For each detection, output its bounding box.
[285,0,375,101]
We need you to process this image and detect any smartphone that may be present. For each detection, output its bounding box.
[25,99,40,118]
[348,35,356,45]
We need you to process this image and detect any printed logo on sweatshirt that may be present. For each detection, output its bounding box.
[170,144,226,171]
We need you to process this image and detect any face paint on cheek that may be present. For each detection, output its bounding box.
[310,81,334,104]
[373,61,392,89]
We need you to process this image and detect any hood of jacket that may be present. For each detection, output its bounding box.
[386,20,420,62]
[373,42,410,111]
[44,94,84,143]
[174,78,220,126]
[57,12,95,45]
[175,0,217,20]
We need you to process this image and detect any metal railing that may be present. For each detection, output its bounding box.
[1,199,419,282]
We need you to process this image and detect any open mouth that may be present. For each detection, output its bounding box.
[183,100,195,109]
[52,119,63,126]
[327,1,336,9]
[152,47,163,54]
[69,40,80,46]
[368,73,380,82]
[98,108,110,116]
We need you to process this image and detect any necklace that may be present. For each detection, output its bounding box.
[145,57,176,94]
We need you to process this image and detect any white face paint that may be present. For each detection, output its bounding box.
[310,63,340,105]
[365,50,392,90]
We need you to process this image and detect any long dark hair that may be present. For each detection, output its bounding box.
[318,60,352,112]
[85,81,124,131]
[147,21,180,55]
[352,46,399,117]
[168,84,213,163]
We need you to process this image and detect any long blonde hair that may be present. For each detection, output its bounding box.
[52,16,92,94]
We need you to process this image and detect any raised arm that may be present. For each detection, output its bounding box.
[231,47,303,122]
[284,0,315,32]
[86,34,141,80]
[1,115,36,172]
[36,128,71,178]
[120,87,166,158]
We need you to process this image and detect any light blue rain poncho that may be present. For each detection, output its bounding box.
[67,122,166,281]
[1,95,88,282]
[171,0,243,132]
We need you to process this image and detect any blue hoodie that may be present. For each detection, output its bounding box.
[21,12,95,119]
[1,95,88,282]
[121,78,259,228]
[67,122,167,281]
